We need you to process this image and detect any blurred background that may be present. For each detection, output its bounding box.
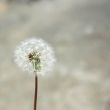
[0,0,110,110]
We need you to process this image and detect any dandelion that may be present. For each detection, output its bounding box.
[14,37,56,110]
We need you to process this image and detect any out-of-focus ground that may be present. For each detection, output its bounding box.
[0,0,110,110]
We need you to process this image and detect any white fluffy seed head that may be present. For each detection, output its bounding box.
[14,37,56,76]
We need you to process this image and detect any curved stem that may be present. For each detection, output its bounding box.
[34,75,38,110]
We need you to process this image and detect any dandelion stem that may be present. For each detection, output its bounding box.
[34,75,38,110]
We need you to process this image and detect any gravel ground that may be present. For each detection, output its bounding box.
[0,0,110,110]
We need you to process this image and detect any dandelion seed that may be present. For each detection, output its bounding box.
[14,37,56,75]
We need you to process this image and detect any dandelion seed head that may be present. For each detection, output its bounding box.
[14,37,56,75]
